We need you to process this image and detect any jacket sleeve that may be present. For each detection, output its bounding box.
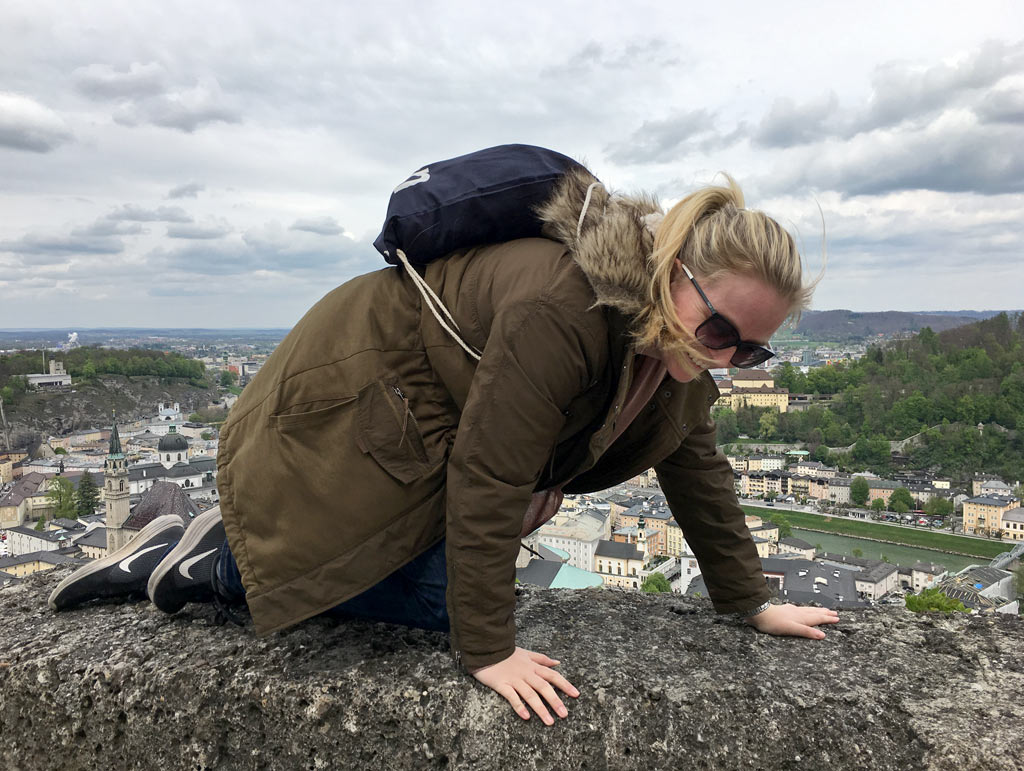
[655,414,770,614]
[445,298,601,670]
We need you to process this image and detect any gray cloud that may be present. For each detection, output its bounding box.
[167,181,205,199]
[112,76,241,133]
[290,216,344,235]
[605,109,716,164]
[0,232,124,261]
[0,92,72,152]
[166,221,232,239]
[754,93,843,148]
[70,219,146,237]
[151,222,369,277]
[72,62,166,100]
[977,87,1024,125]
[105,204,193,223]
[773,121,1024,197]
[753,39,1024,149]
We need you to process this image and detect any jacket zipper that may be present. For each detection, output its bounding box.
[384,383,412,448]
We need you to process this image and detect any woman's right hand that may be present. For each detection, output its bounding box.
[470,646,579,725]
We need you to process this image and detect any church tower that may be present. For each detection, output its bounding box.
[104,415,132,552]
[637,513,647,563]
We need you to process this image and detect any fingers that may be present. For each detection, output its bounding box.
[494,683,531,722]
[538,666,580,699]
[527,674,567,720]
[526,650,559,667]
[515,681,555,726]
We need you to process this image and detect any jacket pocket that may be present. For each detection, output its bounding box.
[356,379,432,484]
[268,396,358,431]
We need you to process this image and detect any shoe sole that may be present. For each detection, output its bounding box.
[147,505,224,613]
[48,514,185,611]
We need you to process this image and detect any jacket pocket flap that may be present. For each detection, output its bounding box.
[356,380,430,484]
[269,396,358,430]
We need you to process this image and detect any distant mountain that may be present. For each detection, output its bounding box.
[791,310,1008,341]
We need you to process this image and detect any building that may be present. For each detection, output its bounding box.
[594,540,646,589]
[4,524,79,557]
[26,360,72,389]
[103,421,133,552]
[0,549,80,578]
[754,557,866,608]
[778,537,815,560]
[0,472,52,528]
[534,509,606,572]
[1001,508,1024,541]
[125,425,218,499]
[794,461,837,479]
[962,495,1021,537]
[515,558,603,590]
[937,566,1018,614]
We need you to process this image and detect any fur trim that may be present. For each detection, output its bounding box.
[536,167,662,317]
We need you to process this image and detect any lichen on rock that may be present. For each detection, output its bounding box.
[1,568,1022,770]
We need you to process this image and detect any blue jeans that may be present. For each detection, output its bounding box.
[215,538,451,633]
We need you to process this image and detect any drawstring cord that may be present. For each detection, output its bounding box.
[576,182,602,238]
[395,184,604,362]
[396,249,483,362]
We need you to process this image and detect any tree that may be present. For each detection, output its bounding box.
[45,477,76,520]
[758,410,779,439]
[850,477,870,506]
[74,471,100,518]
[641,573,671,593]
[53,447,67,455]
[201,431,214,441]
[852,548,863,558]
[871,498,885,513]
[924,497,953,518]
[767,513,793,539]
[892,500,910,515]
[905,588,968,614]
[81,360,97,380]
[889,487,915,511]
[220,370,238,388]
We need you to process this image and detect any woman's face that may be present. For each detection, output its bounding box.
[660,269,790,383]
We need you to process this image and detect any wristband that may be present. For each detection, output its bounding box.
[735,601,771,619]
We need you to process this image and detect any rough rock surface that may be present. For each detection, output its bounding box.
[1,569,1022,771]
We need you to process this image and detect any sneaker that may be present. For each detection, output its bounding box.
[48,514,185,611]
[147,506,225,614]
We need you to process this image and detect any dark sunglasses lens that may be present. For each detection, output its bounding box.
[694,315,739,349]
[732,344,775,368]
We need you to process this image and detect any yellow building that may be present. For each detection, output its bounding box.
[0,551,78,578]
[964,495,1021,536]
[1001,508,1024,541]
[594,540,646,590]
[730,386,790,413]
[0,458,12,484]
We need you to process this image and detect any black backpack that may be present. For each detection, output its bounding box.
[373,144,592,266]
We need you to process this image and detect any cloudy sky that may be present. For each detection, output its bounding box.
[2,1,1023,328]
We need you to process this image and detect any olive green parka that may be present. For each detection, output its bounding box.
[216,170,771,670]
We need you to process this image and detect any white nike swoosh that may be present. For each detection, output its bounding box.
[179,548,217,580]
[119,544,170,573]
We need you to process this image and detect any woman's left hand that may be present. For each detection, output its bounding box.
[743,603,839,639]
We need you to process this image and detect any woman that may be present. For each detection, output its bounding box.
[51,166,838,725]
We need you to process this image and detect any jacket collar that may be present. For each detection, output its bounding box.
[536,168,662,320]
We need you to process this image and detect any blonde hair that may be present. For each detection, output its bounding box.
[633,174,817,369]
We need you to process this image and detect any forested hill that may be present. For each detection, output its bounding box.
[791,309,995,340]
[723,312,1024,483]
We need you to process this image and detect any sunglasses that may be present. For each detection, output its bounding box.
[679,262,776,368]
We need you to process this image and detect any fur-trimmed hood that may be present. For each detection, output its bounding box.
[536,167,662,318]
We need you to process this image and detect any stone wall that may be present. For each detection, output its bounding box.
[1,568,1022,770]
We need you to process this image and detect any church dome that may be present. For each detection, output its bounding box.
[158,431,188,453]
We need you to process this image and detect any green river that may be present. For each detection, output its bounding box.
[792,529,984,574]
